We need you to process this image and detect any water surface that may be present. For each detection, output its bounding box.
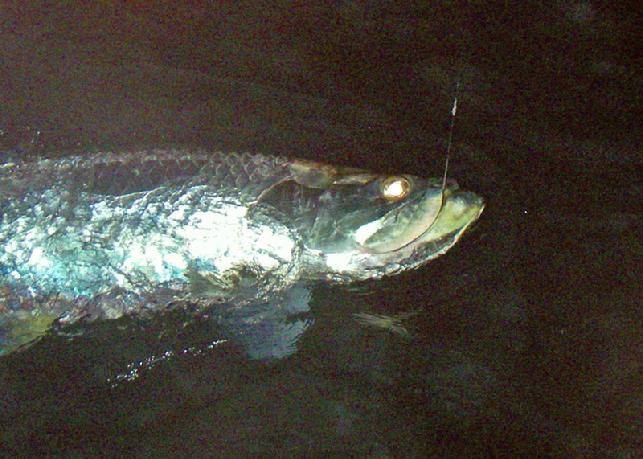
[0,2,638,457]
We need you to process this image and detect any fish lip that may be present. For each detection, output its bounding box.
[413,192,485,250]
[359,190,485,256]
[417,191,484,238]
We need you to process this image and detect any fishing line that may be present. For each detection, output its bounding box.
[442,79,460,193]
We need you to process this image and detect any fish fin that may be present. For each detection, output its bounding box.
[0,310,58,356]
[216,286,313,360]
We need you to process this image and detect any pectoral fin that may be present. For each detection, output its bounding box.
[216,286,313,360]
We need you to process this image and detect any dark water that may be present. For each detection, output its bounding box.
[0,2,639,457]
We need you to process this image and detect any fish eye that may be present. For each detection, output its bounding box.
[380,176,410,202]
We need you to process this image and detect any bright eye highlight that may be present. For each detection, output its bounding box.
[380,176,410,202]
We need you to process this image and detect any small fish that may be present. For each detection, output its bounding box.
[0,150,484,358]
[353,311,419,338]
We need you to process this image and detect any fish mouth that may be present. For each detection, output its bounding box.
[410,190,485,256]
[361,188,485,257]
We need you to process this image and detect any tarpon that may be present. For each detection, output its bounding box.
[0,150,484,358]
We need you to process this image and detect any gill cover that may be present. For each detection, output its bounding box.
[358,177,446,254]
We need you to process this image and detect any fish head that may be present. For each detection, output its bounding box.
[286,161,484,281]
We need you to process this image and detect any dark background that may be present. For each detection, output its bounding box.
[0,1,640,457]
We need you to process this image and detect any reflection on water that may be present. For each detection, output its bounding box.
[107,340,228,388]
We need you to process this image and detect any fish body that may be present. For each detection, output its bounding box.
[0,150,484,357]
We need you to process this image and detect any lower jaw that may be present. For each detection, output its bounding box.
[402,205,484,266]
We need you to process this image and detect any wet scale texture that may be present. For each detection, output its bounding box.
[0,151,302,322]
